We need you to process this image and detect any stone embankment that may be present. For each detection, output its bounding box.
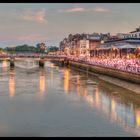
[52,59,140,94]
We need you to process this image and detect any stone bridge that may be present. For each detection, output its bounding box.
[0,53,67,68]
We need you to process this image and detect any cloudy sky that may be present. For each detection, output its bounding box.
[0,3,140,48]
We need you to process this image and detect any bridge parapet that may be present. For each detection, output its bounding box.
[0,53,67,59]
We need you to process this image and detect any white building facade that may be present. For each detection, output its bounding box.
[79,39,90,57]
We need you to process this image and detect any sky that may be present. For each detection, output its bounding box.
[0,3,140,48]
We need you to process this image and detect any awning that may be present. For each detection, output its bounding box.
[96,43,138,49]
[126,39,140,43]
[116,44,137,49]
[105,44,137,49]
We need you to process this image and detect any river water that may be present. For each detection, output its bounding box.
[0,60,140,137]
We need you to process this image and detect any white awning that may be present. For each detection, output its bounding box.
[116,44,137,49]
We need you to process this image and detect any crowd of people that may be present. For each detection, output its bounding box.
[88,58,140,74]
[67,56,140,74]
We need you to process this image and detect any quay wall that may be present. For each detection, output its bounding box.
[69,60,140,84]
[51,59,140,84]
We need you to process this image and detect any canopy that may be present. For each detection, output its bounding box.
[126,39,140,43]
[116,44,137,49]
[96,43,138,49]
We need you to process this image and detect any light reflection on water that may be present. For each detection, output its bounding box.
[64,68,69,94]
[39,68,45,97]
[0,60,140,136]
[62,66,140,136]
[9,68,15,98]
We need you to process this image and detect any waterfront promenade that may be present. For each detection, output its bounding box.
[64,56,140,94]
[0,53,139,75]
[67,56,140,75]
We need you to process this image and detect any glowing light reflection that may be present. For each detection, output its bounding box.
[64,68,70,94]
[9,69,15,98]
[39,69,45,97]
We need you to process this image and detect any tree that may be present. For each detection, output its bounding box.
[36,43,46,53]
[0,48,3,51]
[5,44,37,53]
[47,46,59,53]
[0,48,4,53]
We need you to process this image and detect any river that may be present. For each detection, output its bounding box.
[0,60,140,137]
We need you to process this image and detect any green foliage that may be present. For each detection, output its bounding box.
[47,46,59,53]
[5,43,47,53]
[0,48,4,51]
[3,43,59,54]
[36,43,46,53]
[5,44,36,53]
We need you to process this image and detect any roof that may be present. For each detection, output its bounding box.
[104,38,140,43]
[87,36,101,40]
[130,31,138,33]
[129,28,140,33]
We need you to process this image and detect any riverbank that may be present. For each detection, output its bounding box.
[51,60,140,94]
[98,75,140,94]
[71,64,140,94]
[69,61,140,94]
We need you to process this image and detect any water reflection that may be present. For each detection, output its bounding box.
[39,68,45,97]
[111,97,117,121]
[1,60,140,136]
[9,68,15,98]
[2,61,8,73]
[63,70,140,136]
[84,88,94,107]
[63,68,70,94]
[15,60,38,69]
[50,63,54,68]
[135,110,140,127]
[95,85,100,108]
[50,65,54,86]
[76,74,80,96]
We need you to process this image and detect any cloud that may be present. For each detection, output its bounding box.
[58,7,85,13]
[93,7,110,12]
[21,9,47,24]
[58,7,110,13]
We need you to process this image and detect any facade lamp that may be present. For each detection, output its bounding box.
[101,40,104,44]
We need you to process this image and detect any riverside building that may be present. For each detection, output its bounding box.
[90,27,140,59]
